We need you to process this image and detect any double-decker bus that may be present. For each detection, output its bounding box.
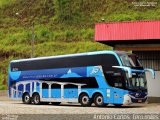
[8,51,155,107]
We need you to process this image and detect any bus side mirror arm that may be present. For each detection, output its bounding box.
[144,69,155,79]
[112,66,132,78]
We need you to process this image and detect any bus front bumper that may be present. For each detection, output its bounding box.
[123,94,132,105]
[123,94,147,105]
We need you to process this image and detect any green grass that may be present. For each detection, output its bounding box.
[0,0,160,89]
[0,0,16,8]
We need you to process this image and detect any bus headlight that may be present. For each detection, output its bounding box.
[123,94,132,105]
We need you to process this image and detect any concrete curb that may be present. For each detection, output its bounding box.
[147,97,160,103]
[0,90,8,96]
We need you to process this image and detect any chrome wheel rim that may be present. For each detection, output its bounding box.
[82,96,89,104]
[96,96,103,105]
[24,95,30,102]
[34,96,39,104]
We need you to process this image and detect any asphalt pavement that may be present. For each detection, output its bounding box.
[0,96,160,115]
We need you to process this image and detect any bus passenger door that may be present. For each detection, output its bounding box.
[112,76,125,104]
[113,88,124,104]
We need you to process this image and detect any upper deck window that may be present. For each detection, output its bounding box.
[119,54,132,67]
[118,53,143,68]
[10,53,120,71]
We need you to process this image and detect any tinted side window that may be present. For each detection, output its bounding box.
[11,54,119,71]
[81,77,99,88]
[101,54,119,67]
[64,84,77,88]
[42,83,48,89]
[105,73,126,89]
[40,77,99,89]
[11,55,102,71]
[51,84,61,89]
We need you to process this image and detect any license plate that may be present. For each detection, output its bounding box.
[138,100,142,103]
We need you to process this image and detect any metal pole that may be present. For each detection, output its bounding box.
[31,22,35,58]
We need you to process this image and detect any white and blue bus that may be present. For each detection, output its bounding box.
[8,51,155,107]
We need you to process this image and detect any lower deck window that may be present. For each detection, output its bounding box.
[41,77,99,89]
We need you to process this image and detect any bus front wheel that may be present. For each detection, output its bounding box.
[94,94,105,107]
[22,93,31,104]
[32,93,40,105]
[79,93,92,107]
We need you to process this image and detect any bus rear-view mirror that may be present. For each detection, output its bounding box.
[144,69,155,79]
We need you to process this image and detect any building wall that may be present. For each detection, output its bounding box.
[133,51,160,103]
[134,51,160,71]
[146,71,160,97]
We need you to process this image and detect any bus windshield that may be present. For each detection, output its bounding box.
[126,72,147,91]
[128,54,142,67]
[119,53,143,68]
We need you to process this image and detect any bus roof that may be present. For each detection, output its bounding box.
[11,50,126,63]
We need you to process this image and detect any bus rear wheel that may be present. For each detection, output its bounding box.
[79,93,92,107]
[94,94,105,107]
[22,93,31,104]
[32,93,40,105]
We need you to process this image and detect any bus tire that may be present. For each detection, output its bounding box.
[22,93,31,104]
[51,102,61,105]
[94,93,105,107]
[79,93,92,107]
[32,93,40,105]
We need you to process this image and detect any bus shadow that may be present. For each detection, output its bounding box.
[103,105,145,108]
[58,103,146,108]
[57,104,146,108]
[15,103,145,108]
